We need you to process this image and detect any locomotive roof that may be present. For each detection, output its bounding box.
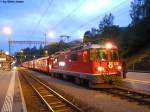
[83,44,118,50]
[53,44,118,55]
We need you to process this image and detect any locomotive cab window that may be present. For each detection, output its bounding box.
[97,50,108,61]
[111,50,119,61]
[90,49,108,61]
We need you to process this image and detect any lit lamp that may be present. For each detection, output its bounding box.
[2,26,12,36]
[44,31,55,46]
[2,26,12,54]
[79,36,84,43]
[20,50,23,53]
[5,51,9,55]
[45,50,48,55]
[105,43,112,49]
[47,31,54,38]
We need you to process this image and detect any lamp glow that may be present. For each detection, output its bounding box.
[59,61,66,67]
[5,51,9,55]
[47,31,54,38]
[117,66,122,70]
[105,43,112,49]
[97,66,104,72]
[2,26,12,35]
[13,66,17,70]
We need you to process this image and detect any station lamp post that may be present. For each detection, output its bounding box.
[20,50,24,64]
[2,26,12,54]
[44,31,55,46]
[43,31,54,56]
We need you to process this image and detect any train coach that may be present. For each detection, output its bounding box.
[22,43,124,88]
[34,56,52,73]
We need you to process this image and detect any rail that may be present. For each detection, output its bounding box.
[99,86,150,105]
[19,69,83,112]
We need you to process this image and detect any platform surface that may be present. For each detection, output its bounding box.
[123,72,150,93]
[0,69,27,112]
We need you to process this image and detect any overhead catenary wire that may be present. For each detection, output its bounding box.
[68,0,130,34]
[28,0,47,38]
[30,0,53,38]
[51,0,88,30]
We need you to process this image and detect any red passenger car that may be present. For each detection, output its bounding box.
[22,61,29,68]
[34,56,52,73]
[28,60,34,69]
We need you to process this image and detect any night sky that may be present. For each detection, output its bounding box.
[0,0,132,54]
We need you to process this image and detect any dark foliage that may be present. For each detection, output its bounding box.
[83,0,150,59]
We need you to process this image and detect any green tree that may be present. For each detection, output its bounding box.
[99,13,114,32]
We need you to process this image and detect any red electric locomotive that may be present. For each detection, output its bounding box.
[51,43,123,87]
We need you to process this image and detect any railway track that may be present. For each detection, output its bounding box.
[19,69,83,112]
[99,86,150,105]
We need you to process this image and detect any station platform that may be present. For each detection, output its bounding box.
[0,69,27,112]
[123,72,150,93]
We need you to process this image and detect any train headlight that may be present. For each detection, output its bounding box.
[97,66,104,72]
[117,65,122,70]
[59,61,66,67]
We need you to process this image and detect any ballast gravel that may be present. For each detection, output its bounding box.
[27,69,150,112]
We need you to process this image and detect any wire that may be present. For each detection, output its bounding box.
[69,0,130,34]
[51,0,87,30]
[28,0,47,37]
[30,0,53,37]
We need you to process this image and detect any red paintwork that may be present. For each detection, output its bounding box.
[52,48,122,76]
[22,43,123,84]
[33,56,52,73]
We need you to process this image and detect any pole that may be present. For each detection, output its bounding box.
[44,33,47,46]
[8,40,11,55]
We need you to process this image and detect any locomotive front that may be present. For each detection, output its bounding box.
[90,43,123,84]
